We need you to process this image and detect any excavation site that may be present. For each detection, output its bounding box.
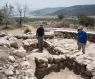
[0,0,95,79]
[0,28,95,79]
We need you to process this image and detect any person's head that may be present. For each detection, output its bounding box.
[77,26,83,32]
[39,24,44,29]
[40,24,43,27]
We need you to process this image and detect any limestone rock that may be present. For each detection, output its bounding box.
[15,70,19,75]
[20,61,30,67]
[8,56,15,62]
[4,65,14,76]
[9,37,18,48]
[23,39,37,46]
[87,61,95,71]
[0,32,7,37]
[48,56,54,63]
[76,55,92,65]
[52,55,61,63]
[0,38,10,47]
[24,69,34,77]
[4,69,14,76]
[8,76,16,79]
[23,39,37,51]
[13,47,26,58]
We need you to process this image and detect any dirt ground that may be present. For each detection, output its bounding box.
[1,24,36,36]
[44,68,83,79]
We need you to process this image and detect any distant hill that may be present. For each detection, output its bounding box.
[30,7,65,15]
[30,5,95,16]
[51,5,95,16]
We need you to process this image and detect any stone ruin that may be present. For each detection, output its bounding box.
[0,30,95,79]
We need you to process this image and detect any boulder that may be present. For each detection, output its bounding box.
[52,55,61,63]
[24,69,34,77]
[8,37,18,48]
[35,57,48,68]
[13,47,26,58]
[15,70,19,75]
[87,61,95,71]
[8,56,15,62]
[75,55,92,65]
[23,39,37,51]
[59,55,66,60]
[4,65,14,76]
[0,32,7,37]
[0,38,10,47]
[48,56,54,63]
[8,77,16,79]
[20,61,30,67]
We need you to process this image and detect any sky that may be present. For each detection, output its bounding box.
[0,0,95,10]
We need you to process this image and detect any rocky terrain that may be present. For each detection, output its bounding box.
[0,29,95,79]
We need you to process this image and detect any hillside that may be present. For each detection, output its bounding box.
[31,5,95,16]
[51,5,95,16]
[31,7,64,15]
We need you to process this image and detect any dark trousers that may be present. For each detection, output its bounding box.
[77,42,86,54]
[38,36,43,51]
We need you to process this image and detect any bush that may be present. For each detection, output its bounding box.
[79,15,95,27]
[24,27,31,34]
[58,14,64,21]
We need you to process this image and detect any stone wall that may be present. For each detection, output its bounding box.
[23,39,38,51]
[34,40,95,79]
[54,31,95,43]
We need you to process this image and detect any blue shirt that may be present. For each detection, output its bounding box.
[77,31,87,44]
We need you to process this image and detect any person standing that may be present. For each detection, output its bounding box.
[36,25,44,52]
[77,26,87,54]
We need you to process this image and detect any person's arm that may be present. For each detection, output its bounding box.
[85,33,88,44]
[77,33,79,44]
[36,30,38,38]
[43,29,45,36]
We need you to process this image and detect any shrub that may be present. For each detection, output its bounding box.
[58,14,64,21]
[78,13,95,27]
[24,27,31,34]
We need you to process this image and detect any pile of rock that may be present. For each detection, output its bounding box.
[0,32,37,79]
[0,46,37,79]
[23,39,37,51]
[0,36,18,48]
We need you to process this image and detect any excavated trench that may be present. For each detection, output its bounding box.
[30,31,95,79]
[34,41,92,79]
[24,39,93,79]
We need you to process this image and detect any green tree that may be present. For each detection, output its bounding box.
[78,13,95,27]
[58,14,64,21]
